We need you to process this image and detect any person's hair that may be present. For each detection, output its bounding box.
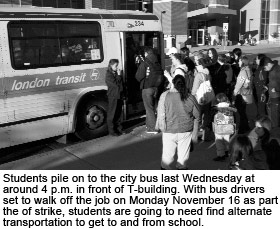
[194,51,204,59]
[258,127,271,148]
[207,48,218,63]
[257,54,267,67]
[180,47,190,53]
[230,135,253,165]
[256,116,272,132]
[216,93,229,103]
[241,55,249,67]
[108,59,119,72]
[218,54,227,64]
[173,74,187,101]
[144,46,154,55]
[226,55,234,65]
[233,48,242,59]
[197,57,209,68]
[172,53,183,63]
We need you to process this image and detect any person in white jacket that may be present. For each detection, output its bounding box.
[164,53,188,89]
[191,53,212,141]
[233,55,257,133]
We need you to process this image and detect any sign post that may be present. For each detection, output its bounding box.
[223,23,228,51]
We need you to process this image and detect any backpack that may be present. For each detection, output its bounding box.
[144,59,164,88]
[212,109,236,135]
[177,67,194,93]
[196,73,215,105]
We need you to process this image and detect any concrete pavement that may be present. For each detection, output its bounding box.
[0,126,229,170]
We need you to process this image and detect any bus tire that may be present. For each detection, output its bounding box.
[75,98,108,140]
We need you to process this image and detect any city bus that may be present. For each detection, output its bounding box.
[0,7,164,149]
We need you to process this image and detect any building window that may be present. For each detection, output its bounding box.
[32,0,84,9]
[260,0,270,40]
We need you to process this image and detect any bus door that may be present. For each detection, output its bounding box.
[122,31,162,120]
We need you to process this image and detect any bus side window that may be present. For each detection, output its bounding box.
[8,21,103,69]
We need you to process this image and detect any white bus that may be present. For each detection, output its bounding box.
[0,7,164,149]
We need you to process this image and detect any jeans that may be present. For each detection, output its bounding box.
[267,101,280,128]
[107,98,122,134]
[142,87,157,130]
[161,132,192,169]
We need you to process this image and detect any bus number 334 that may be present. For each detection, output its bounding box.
[135,21,144,26]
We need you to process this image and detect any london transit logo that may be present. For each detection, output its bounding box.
[90,69,100,81]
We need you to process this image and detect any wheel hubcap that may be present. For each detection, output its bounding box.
[86,105,105,130]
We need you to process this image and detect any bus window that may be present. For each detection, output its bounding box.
[8,21,103,69]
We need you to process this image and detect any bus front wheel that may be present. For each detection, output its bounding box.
[75,98,108,140]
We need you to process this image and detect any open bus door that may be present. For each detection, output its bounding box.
[121,31,163,121]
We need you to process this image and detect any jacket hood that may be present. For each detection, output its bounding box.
[196,65,209,75]
[177,64,188,72]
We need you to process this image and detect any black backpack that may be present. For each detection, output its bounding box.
[144,59,164,88]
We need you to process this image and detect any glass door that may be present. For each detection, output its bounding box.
[197,29,205,45]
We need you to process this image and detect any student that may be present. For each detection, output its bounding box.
[180,47,196,74]
[192,53,213,141]
[229,135,253,170]
[135,46,164,134]
[105,59,124,136]
[156,75,200,170]
[262,57,280,128]
[234,55,257,132]
[212,93,237,161]
[164,53,188,89]
[252,54,268,117]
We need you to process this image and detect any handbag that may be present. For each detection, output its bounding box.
[239,70,253,104]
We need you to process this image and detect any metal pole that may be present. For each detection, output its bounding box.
[249,20,251,33]
[239,11,242,40]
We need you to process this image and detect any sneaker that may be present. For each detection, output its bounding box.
[146,129,158,134]
[213,155,226,161]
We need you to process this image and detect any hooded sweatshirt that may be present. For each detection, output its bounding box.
[135,53,160,89]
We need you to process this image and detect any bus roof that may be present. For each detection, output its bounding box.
[0,7,159,20]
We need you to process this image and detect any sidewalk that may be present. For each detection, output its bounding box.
[0,126,228,170]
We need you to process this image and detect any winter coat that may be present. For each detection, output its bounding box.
[234,66,253,96]
[135,53,159,89]
[156,89,200,133]
[267,64,280,99]
[105,70,123,99]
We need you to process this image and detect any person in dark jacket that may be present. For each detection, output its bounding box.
[180,47,196,74]
[105,59,124,136]
[135,46,163,133]
[252,54,269,117]
[263,57,280,128]
[212,54,229,95]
